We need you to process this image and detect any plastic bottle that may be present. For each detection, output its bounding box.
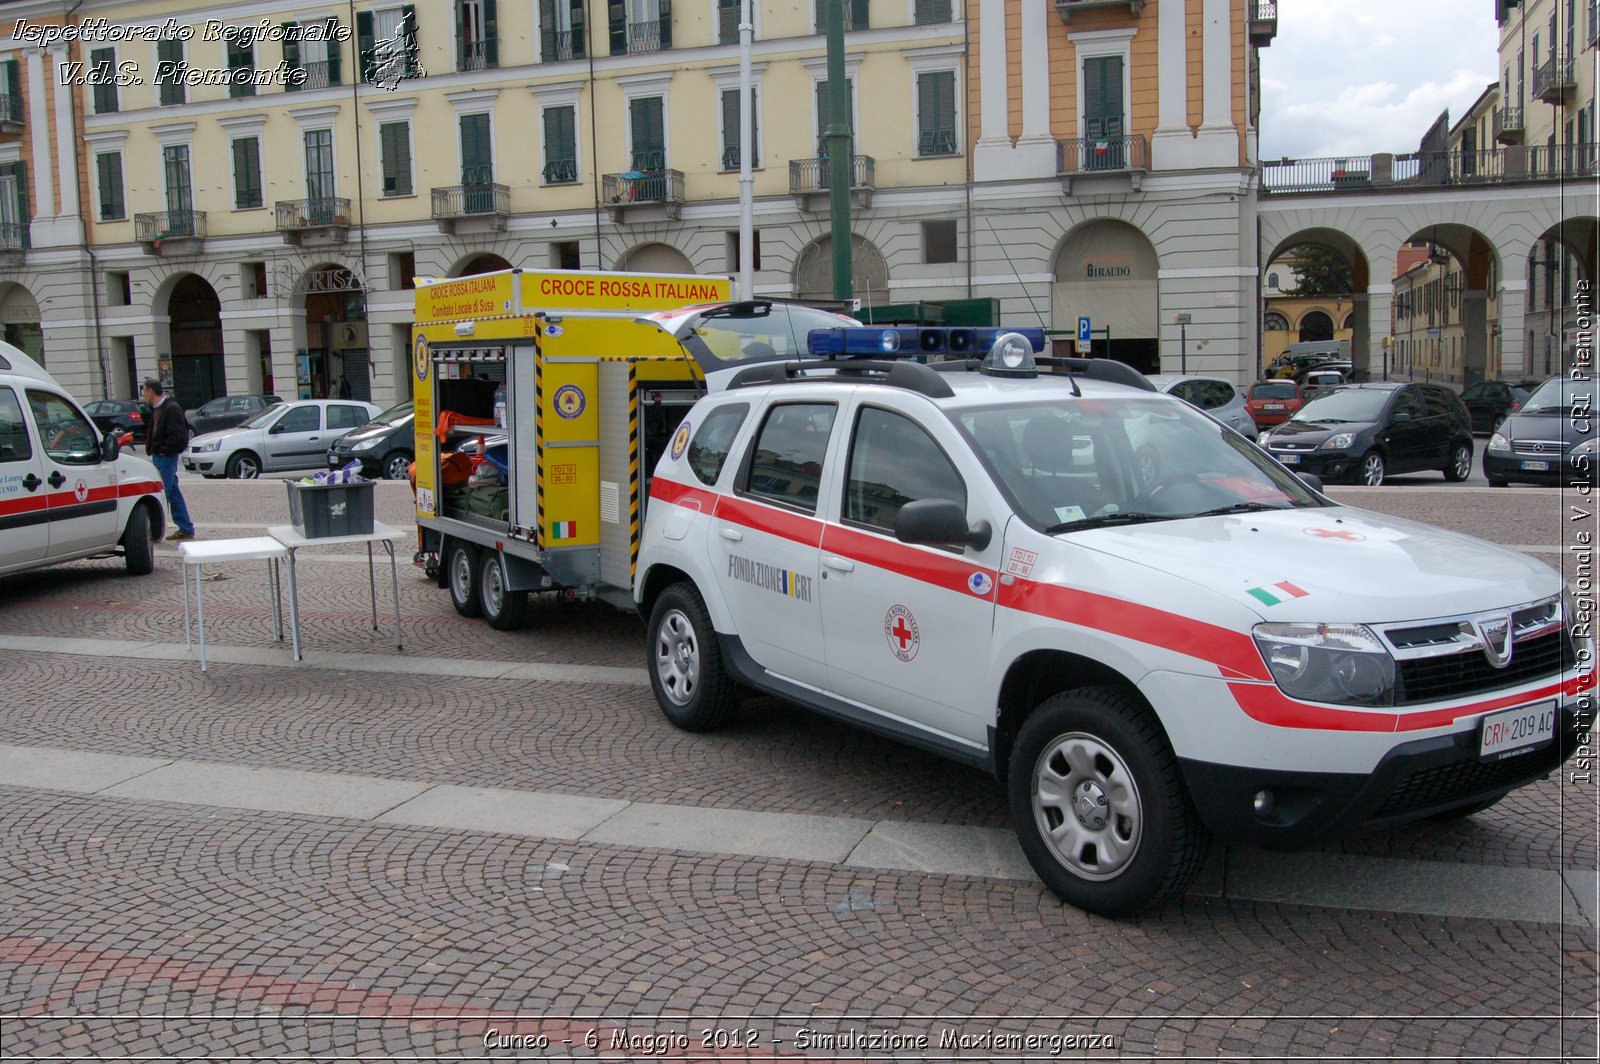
[493,383,507,428]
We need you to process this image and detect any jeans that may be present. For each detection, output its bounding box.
[150,453,193,535]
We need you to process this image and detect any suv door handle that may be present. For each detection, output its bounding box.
[47,471,66,489]
[824,556,855,573]
[719,527,743,542]
[22,473,40,492]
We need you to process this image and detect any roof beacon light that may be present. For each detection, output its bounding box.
[980,332,1039,378]
[880,329,901,354]
[808,326,1048,360]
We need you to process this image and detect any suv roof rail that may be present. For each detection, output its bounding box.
[928,355,1157,392]
[726,358,956,398]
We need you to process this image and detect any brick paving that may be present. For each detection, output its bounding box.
[0,479,1593,1058]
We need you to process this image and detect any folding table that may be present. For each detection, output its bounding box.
[179,537,288,672]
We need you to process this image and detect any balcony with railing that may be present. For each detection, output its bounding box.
[430,183,510,232]
[134,209,206,253]
[625,20,662,53]
[458,39,498,71]
[1249,0,1278,45]
[298,60,332,90]
[0,221,29,260]
[602,169,684,221]
[1055,0,1144,22]
[1533,55,1576,104]
[1260,146,1598,193]
[1058,135,1148,192]
[275,197,351,245]
[0,93,21,133]
[788,155,875,210]
[1493,106,1524,144]
[541,29,582,62]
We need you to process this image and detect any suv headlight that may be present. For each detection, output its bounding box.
[1320,432,1356,450]
[191,440,220,453]
[1253,622,1396,706]
[1488,432,1511,452]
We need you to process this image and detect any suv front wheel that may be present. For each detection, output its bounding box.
[647,583,738,731]
[1009,686,1208,917]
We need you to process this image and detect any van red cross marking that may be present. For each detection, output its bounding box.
[1305,527,1364,542]
[891,616,914,651]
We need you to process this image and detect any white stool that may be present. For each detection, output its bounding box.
[179,537,289,672]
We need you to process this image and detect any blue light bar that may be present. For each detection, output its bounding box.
[807,326,1048,358]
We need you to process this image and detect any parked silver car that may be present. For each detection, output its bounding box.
[183,399,380,479]
[1147,374,1259,440]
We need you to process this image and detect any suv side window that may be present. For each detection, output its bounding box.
[26,390,100,465]
[844,407,966,533]
[687,403,749,486]
[742,402,836,512]
[0,387,32,462]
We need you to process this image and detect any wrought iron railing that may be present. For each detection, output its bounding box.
[299,60,331,89]
[1493,107,1524,141]
[431,183,510,217]
[1533,55,1575,100]
[135,210,206,243]
[541,29,582,61]
[458,39,498,70]
[1260,147,1599,193]
[1250,0,1278,17]
[0,222,29,251]
[0,94,21,125]
[788,155,875,194]
[1057,134,1149,174]
[543,159,578,184]
[275,197,352,230]
[625,20,661,53]
[602,169,684,207]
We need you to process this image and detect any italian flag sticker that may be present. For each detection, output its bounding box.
[1247,581,1308,607]
[550,521,577,540]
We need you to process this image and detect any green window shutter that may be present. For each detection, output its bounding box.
[325,18,342,84]
[914,0,951,24]
[721,88,738,168]
[460,113,492,184]
[569,0,585,58]
[543,107,576,181]
[630,96,664,169]
[282,24,302,91]
[608,0,626,55]
[88,48,116,112]
[97,153,124,220]
[456,2,467,68]
[381,122,413,195]
[13,161,28,225]
[357,11,375,83]
[4,58,19,101]
[484,0,499,66]
[659,0,672,49]
[158,39,185,105]
[719,0,738,45]
[539,0,556,61]
[816,79,853,157]
[233,138,262,209]
[1084,54,1124,137]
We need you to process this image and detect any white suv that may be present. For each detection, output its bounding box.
[0,342,165,579]
[635,330,1589,917]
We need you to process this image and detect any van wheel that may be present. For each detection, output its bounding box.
[1443,442,1472,482]
[479,552,529,631]
[382,451,413,480]
[122,503,155,576]
[446,541,481,618]
[226,452,261,479]
[648,583,737,731]
[1009,686,1208,917]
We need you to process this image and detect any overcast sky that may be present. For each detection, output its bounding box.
[1259,0,1500,160]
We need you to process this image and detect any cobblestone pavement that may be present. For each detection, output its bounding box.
[0,481,1594,1059]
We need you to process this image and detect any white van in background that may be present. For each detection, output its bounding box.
[0,342,167,579]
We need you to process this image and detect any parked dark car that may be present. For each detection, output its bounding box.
[326,400,415,480]
[1460,378,1538,435]
[1483,377,1597,487]
[1257,381,1474,486]
[83,398,147,439]
[185,394,282,437]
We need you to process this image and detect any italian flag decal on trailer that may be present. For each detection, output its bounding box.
[550,521,577,540]
[1247,581,1309,607]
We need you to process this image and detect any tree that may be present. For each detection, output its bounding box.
[1288,244,1355,297]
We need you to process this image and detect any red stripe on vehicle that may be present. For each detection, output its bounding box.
[0,494,48,517]
[821,523,994,597]
[713,494,824,548]
[119,480,162,498]
[1229,669,1593,733]
[648,477,718,511]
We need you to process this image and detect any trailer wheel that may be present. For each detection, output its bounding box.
[479,552,530,631]
[446,540,481,618]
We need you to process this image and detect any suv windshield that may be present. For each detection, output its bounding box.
[1519,378,1595,415]
[956,396,1322,532]
[1290,388,1389,423]
[682,303,855,372]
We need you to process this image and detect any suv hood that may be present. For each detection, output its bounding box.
[1072,506,1555,622]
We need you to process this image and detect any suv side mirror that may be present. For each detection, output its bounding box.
[101,433,120,462]
[894,498,992,551]
[1296,472,1324,493]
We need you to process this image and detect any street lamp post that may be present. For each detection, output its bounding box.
[1176,312,1192,373]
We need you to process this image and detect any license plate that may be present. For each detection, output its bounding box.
[1278,453,1300,465]
[1479,700,1557,760]
[1520,460,1550,471]
[1265,403,1285,410]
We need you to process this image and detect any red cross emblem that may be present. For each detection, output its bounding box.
[1304,527,1364,542]
[73,479,88,503]
[883,605,920,662]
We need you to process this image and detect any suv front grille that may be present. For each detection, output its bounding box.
[1372,738,1565,819]
[1395,629,1573,704]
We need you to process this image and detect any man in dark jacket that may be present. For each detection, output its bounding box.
[141,378,195,541]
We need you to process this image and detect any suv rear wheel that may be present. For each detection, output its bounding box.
[647,583,738,731]
[1009,686,1207,917]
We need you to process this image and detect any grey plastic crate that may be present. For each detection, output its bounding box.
[287,480,375,539]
